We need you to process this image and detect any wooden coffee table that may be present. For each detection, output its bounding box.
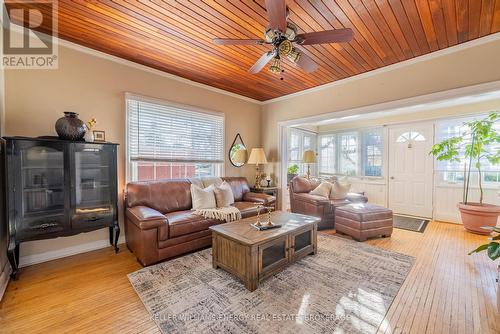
[209,211,319,291]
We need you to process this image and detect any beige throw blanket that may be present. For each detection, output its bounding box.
[194,206,241,223]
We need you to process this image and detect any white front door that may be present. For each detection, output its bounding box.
[388,123,434,218]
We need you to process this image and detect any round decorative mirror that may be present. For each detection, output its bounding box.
[229,133,247,168]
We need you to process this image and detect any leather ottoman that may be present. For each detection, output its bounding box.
[335,203,393,241]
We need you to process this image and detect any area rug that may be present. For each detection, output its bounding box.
[394,215,430,233]
[128,234,414,334]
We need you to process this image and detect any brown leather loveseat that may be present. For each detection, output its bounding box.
[125,177,275,266]
[289,176,368,230]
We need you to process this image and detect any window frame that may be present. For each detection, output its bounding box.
[125,93,225,182]
[287,127,318,176]
[435,113,500,186]
[318,127,385,179]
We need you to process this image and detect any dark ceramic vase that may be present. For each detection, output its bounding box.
[55,112,86,140]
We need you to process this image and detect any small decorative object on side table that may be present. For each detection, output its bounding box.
[250,186,278,210]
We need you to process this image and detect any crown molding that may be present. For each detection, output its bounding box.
[263,32,500,105]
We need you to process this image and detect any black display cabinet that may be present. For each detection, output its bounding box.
[1,137,119,278]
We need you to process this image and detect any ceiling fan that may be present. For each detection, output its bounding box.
[212,0,354,75]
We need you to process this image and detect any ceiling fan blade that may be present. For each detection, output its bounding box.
[265,0,287,32]
[213,38,264,45]
[295,28,354,45]
[249,51,276,74]
[295,51,318,73]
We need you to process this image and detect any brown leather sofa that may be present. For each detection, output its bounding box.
[289,176,368,230]
[125,177,275,266]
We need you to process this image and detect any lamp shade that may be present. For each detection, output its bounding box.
[302,150,317,163]
[247,148,268,165]
[232,148,247,164]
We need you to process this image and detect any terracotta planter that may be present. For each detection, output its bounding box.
[457,202,500,235]
[497,265,500,313]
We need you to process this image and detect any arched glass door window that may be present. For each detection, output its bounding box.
[396,131,426,143]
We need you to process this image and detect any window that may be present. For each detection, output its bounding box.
[435,114,500,184]
[126,94,224,181]
[318,127,384,177]
[319,135,335,174]
[396,131,425,143]
[339,133,358,176]
[363,129,384,177]
[288,128,317,175]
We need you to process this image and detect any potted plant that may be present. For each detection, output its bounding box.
[430,112,500,234]
[287,164,299,184]
[469,226,500,311]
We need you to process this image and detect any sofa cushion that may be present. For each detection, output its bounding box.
[233,201,264,219]
[222,177,250,201]
[126,179,192,213]
[165,210,219,238]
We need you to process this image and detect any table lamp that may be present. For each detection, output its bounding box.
[247,148,268,188]
[302,150,317,179]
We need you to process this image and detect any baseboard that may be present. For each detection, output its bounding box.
[0,261,12,301]
[19,236,126,268]
[433,213,461,224]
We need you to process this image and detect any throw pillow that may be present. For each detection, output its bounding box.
[310,181,332,198]
[330,180,351,200]
[214,181,235,207]
[191,184,216,210]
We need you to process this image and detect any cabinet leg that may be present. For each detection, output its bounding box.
[108,226,113,245]
[113,223,120,253]
[7,242,19,280]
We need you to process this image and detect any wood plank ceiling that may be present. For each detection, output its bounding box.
[6,0,500,101]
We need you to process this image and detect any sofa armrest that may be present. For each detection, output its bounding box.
[346,192,368,203]
[243,192,276,205]
[126,206,168,230]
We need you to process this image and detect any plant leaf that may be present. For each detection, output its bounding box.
[468,243,489,255]
[487,242,500,260]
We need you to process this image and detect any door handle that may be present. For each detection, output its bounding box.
[390,176,395,180]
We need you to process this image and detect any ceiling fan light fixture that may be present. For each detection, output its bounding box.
[278,39,293,56]
[264,28,277,43]
[285,22,297,40]
[287,48,301,63]
[269,57,282,73]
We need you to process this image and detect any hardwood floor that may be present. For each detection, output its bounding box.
[0,221,498,333]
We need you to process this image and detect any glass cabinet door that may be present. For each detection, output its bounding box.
[259,236,289,277]
[71,144,115,229]
[291,228,315,260]
[21,144,65,216]
[16,141,68,238]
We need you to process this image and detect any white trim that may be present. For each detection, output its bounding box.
[0,261,11,301]
[277,80,500,128]
[263,32,500,104]
[125,92,226,182]
[124,92,225,117]
[19,236,126,268]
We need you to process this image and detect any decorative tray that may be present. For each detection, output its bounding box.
[250,223,282,231]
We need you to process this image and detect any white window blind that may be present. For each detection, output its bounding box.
[126,95,224,181]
